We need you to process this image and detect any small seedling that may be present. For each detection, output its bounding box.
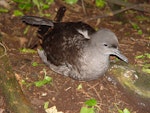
[95,0,106,8]
[145,53,150,58]
[13,0,54,16]
[130,21,143,35]
[118,108,131,113]
[21,79,32,87]
[135,53,150,74]
[135,53,150,59]
[142,64,150,74]
[34,69,52,87]
[80,98,98,113]
[21,79,26,85]
[32,62,39,67]
[115,103,131,113]
[44,101,49,109]
[13,10,24,16]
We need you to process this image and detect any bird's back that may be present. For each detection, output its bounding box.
[39,22,96,66]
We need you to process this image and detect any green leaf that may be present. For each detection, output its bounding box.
[21,80,26,85]
[80,107,95,113]
[118,109,123,113]
[95,0,106,8]
[46,0,54,5]
[0,8,9,13]
[65,0,78,5]
[44,13,51,17]
[13,10,24,16]
[142,66,150,73]
[32,62,38,67]
[138,29,142,35]
[131,22,139,30]
[135,55,144,59]
[42,4,49,10]
[123,108,130,113]
[85,99,97,107]
[34,76,52,87]
[32,0,40,10]
[145,53,150,58]
[18,3,32,10]
[44,101,49,109]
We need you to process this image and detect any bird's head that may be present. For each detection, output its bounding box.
[90,29,128,63]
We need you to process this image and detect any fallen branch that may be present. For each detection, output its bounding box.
[86,4,137,21]
[106,0,150,13]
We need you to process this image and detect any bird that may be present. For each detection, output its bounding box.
[22,14,128,81]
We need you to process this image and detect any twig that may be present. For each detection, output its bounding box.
[106,0,150,13]
[81,0,87,15]
[86,4,138,21]
[0,42,7,58]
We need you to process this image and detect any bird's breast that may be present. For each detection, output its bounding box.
[75,51,110,80]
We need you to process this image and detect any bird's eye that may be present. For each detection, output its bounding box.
[104,44,108,46]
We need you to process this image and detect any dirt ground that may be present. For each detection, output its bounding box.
[0,1,150,113]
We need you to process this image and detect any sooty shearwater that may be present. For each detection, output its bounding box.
[22,16,128,81]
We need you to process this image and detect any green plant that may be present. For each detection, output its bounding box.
[32,62,39,67]
[0,8,9,13]
[13,0,53,16]
[130,21,143,35]
[142,64,150,74]
[32,0,53,16]
[65,0,78,4]
[135,53,150,74]
[44,101,49,109]
[34,69,52,87]
[95,0,106,8]
[115,104,131,113]
[135,53,150,59]
[136,15,149,22]
[118,108,131,113]
[13,10,24,16]
[21,69,52,87]
[80,99,98,113]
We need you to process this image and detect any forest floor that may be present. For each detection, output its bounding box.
[0,1,150,113]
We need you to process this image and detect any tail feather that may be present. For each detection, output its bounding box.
[22,16,54,27]
[54,6,66,22]
[21,6,66,40]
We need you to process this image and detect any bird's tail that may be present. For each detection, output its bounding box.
[21,6,66,26]
[21,16,54,27]
[22,6,66,39]
[54,6,66,22]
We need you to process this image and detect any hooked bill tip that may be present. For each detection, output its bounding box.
[118,54,128,63]
[122,57,128,63]
[113,50,128,63]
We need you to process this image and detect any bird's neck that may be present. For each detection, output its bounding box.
[83,45,110,65]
